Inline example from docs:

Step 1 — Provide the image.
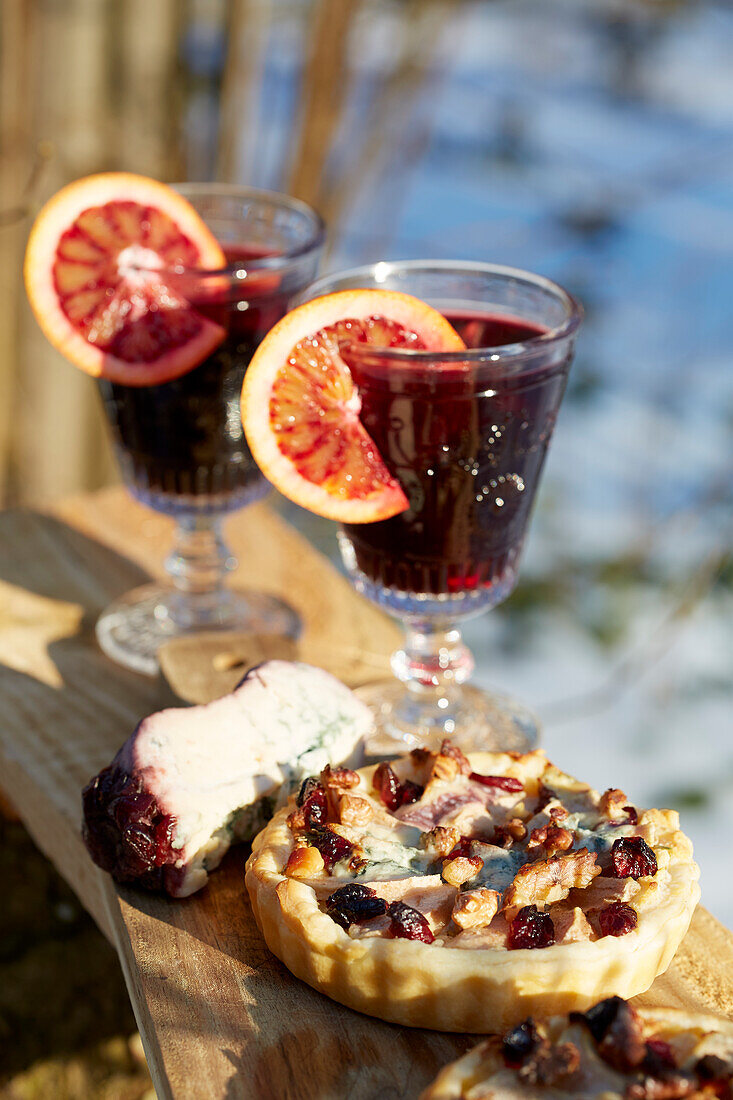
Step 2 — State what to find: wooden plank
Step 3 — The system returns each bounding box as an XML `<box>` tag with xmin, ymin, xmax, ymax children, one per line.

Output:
<box><xmin>113</xmin><ymin>857</ymin><xmax>733</xmax><ymax>1100</ymax></box>
<box><xmin>0</xmin><ymin>490</ymin><xmax>731</xmax><ymax>1100</ymax></box>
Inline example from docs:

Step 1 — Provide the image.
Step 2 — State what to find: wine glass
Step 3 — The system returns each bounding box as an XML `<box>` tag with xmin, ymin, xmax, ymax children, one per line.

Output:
<box><xmin>301</xmin><ymin>261</ymin><xmax>582</xmax><ymax>753</ymax></box>
<box><xmin>95</xmin><ymin>186</ymin><xmax>325</xmax><ymax>675</ymax></box>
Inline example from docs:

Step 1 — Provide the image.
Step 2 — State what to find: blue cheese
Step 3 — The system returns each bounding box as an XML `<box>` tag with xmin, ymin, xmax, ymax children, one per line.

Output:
<box><xmin>471</xmin><ymin>842</ymin><xmax>527</xmax><ymax>892</ymax></box>
<box><xmin>353</xmin><ymin>823</ymin><xmax>432</xmax><ymax>882</ymax></box>
<box><xmin>109</xmin><ymin>661</ymin><xmax>373</xmax><ymax>896</ymax></box>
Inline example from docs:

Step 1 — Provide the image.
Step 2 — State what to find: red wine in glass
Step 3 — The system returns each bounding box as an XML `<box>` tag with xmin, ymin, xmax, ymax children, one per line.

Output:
<box><xmin>94</xmin><ymin>185</ymin><xmax>324</xmax><ymax>676</ymax></box>
<box><xmin>296</xmin><ymin>260</ymin><xmax>581</xmax><ymax>753</ymax></box>
<box><xmin>99</xmin><ymin>246</ymin><xmax>292</xmax><ymax>513</ymax></box>
<box><xmin>342</xmin><ymin>310</ymin><xmax>568</xmax><ymax>611</ymax></box>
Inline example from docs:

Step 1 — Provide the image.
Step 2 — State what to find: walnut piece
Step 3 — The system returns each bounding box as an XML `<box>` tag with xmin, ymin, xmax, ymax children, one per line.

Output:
<box><xmin>338</xmin><ymin>794</ymin><xmax>373</xmax><ymax>827</ymax></box>
<box><xmin>518</xmin><ymin>1040</ymin><xmax>581</xmax><ymax>1087</ymax></box>
<box><xmin>451</xmin><ymin>888</ymin><xmax>500</xmax><ymax>930</ymax></box>
<box><xmin>421</xmin><ymin>825</ymin><xmax>461</xmax><ymax>859</ymax></box>
<box><xmin>320</xmin><ymin>764</ymin><xmax>360</xmax><ymax>790</ymax></box>
<box><xmin>442</xmin><ymin>854</ymin><xmax>483</xmax><ymax>887</ymax></box>
<box><xmin>439</xmin><ymin>739</ymin><xmax>471</xmax><ymax>774</ymax></box>
<box><xmin>286</xmin><ymin>806</ymin><xmax>308</xmax><ymax>833</ymax></box>
<box><xmin>493</xmin><ymin>818</ymin><xmax>528</xmax><ymax>848</ymax></box>
<box><xmin>503</xmin><ymin>848</ymin><xmax>601</xmax><ymax>921</ymax></box>
<box><xmin>527</xmin><ymin>823</ymin><xmax>574</xmax><ymax>856</ymax></box>
<box><xmin>430</xmin><ymin>753</ymin><xmax>461</xmax><ymax>783</ymax></box>
<box><xmin>284</xmin><ymin>843</ymin><xmax>325</xmax><ymax>879</ymax></box>
<box><xmin>599</xmin><ymin>787</ymin><xmax>630</xmax><ymax>819</ymax></box>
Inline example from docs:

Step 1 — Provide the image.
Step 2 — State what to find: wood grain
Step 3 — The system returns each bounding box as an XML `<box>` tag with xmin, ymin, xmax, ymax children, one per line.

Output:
<box><xmin>0</xmin><ymin>488</ymin><xmax>731</xmax><ymax>1100</ymax></box>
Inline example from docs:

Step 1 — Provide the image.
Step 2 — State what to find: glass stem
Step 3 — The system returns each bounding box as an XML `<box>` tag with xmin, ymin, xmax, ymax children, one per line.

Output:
<box><xmin>164</xmin><ymin>516</ymin><xmax>237</xmax><ymax>628</ymax></box>
<box><xmin>391</xmin><ymin>621</ymin><xmax>475</xmax><ymax>703</ymax></box>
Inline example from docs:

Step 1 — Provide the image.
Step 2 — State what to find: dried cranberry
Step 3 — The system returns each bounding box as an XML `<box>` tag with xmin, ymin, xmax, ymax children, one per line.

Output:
<box><xmin>572</xmin><ymin>997</ymin><xmax>626</xmax><ymax>1043</ymax></box>
<box><xmin>502</xmin><ymin>1019</ymin><xmax>541</xmax><ymax>1067</ymax></box>
<box><xmin>507</xmin><ymin>905</ymin><xmax>555</xmax><ymax>950</ymax></box>
<box><xmin>469</xmin><ymin>772</ymin><xmax>524</xmax><ymax>793</ymax></box>
<box><xmin>696</xmin><ymin>1054</ymin><xmax>730</xmax><ymax>1081</ymax></box>
<box><xmin>308</xmin><ymin>826</ymin><xmax>354</xmax><ymax>872</ymax></box>
<box><xmin>573</xmin><ymin>998</ymin><xmax>646</xmax><ymax>1072</ymax></box>
<box><xmin>373</xmin><ymin>762</ymin><xmax>403</xmax><ymax>811</ymax></box>
<box><xmin>644</xmin><ymin>1040</ymin><xmax>677</xmax><ymax>1072</ymax></box>
<box><xmin>599</xmin><ymin>901</ymin><xmax>638</xmax><ymax>937</ymax></box>
<box><xmin>296</xmin><ymin>776</ymin><xmax>322</xmax><ymax>807</ymax></box>
<box><xmin>122</xmin><ymin>822</ymin><xmax>156</xmax><ymax>870</ymax></box>
<box><xmin>82</xmin><ymin>765</ymin><xmax>177</xmax><ymax>890</ymax></box>
<box><xmin>610</xmin><ymin>837</ymin><xmax>658</xmax><ymax>879</ymax></box>
<box><xmin>325</xmin><ymin>884</ymin><xmax>387</xmax><ymax>929</ymax></box>
<box><xmin>399</xmin><ymin>779</ymin><xmax>424</xmax><ymax>806</ymax></box>
<box><xmin>110</xmin><ymin>789</ymin><xmax>155</xmax><ymax>828</ymax></box>
<box><xmin>372</xmin><ymin>763</ymin><xmax>423</xmax><ymax>811</ymax></box>
<box><xmin>387</xmin><ymin>900</ymin><xmax>434</xmax><ymax>943</ymax></box>
<box><xmin>302</xmin><ymin>787</ymin><xmax>328</xmax><ymax>827</ymax></box>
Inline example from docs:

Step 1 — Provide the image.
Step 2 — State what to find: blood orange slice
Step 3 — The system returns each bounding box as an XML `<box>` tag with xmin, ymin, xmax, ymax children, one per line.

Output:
<box><xmin>24</xmin><ymin>173</ymin><xmax>227</xmax><ymax>386</ymax></box>
<box><xmin>241</xmin><ymin>289</ymin><xmax>465</xmax><ymax>522</ymax></box>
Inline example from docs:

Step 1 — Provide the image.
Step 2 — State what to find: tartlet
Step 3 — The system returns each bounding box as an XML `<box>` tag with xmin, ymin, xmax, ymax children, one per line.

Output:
<box><xmin>421</xmin><ymin>997</ymin><xmax>733</xmax><ymax>1098</ymax></box>
<box><xmin>245</xmin><ymin>741</ymin><xmax>699</xmax><ymax>1032</ymax></box>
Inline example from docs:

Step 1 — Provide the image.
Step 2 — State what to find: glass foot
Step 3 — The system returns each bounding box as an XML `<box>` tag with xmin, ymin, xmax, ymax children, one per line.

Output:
<box><xmin>355</xmin><ymin>679</ymin><xmax>540</xmax><ymax>759</ymax></box>
<box><xmin>96</xmin><ymin>583</ymin><xmax>301</xmax><ymax>677</ymax></box>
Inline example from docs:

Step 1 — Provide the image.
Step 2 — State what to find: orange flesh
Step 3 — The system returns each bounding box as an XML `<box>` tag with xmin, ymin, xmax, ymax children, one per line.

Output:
<box><xmin>270</xmin><ymin>316</ymin><xmax>424</xmax><ymax>501</ymax></box>
<box><xmin>52</xmin><ymin>201</ymin><xmax>207</xmax><ymax>363</ymax></box>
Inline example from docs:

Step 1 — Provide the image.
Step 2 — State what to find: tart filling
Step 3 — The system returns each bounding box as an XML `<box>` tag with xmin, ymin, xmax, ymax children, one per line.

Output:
<box><xmin>421</xmin><ymin>997</ymin><xmax>733</xmax><ymax>1099</ymax></box>
<box><xmin>245</xmin><ymin>742</ymin><xmax>700</xmax><ymax>1031</ymax></box>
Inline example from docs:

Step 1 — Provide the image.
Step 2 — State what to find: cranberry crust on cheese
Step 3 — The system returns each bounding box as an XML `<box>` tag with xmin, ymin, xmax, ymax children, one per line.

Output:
<box><xmin>421</xmin><ymin>997</ymin><xmax>733</xmax><ymax>1099</ymax></box>
<box><xmin>245</xmin><ymin>741</ymin><xmax>699</xmax><ymax>1032</ymax></box>
<box><xmin>82</xmin><ymin>661</ymin><xmax>372</xmax><ymax>896</ymax></box>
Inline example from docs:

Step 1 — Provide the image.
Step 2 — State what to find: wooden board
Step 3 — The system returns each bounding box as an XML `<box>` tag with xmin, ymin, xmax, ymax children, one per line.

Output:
<box><xmin>1</xmin><ymin>488</ymin><xmax>732</xmax><ymax>1100</ymax></box>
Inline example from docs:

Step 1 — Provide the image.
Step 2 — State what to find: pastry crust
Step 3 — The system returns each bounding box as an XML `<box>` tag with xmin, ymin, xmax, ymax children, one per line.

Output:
<box><xmin>245</xmin><ymin>751</ymin><xmax>700</xmax><ymax>1033</ymax></box>
<box><xmin>421</xmin><ymin>1004</ymin><xmax>733</xmax><ymax>1098</ymax></box>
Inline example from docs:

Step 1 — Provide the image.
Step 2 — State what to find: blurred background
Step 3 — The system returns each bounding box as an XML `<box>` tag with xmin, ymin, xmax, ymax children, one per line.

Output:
<box><xmin>2</xmin><ymin>0</ymin><xmax>732</xmax><ymax>1096</ymax></box>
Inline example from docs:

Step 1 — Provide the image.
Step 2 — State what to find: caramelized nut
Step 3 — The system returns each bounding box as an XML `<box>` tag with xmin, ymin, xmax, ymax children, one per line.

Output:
<box><xmin>338</xmin><ymin>794</ymin><xmax>373</xmax><ymax>827</ymax></box>
<box><xmin>494</xmin><ymin>818</ymin><xmax>528</xmax><ymax>847</ymax></box>
<box><xmin>527</xmin><ymin>823</ymin><xmax>574</xmax><ymax>856</ymax></box>
<box><xmin>599</xmin><ymin>788</ymin><xmax>629</xmax><ymax>820</ymax></box>
<box><xmin>286</xmin><ymin>806</ymin><xmax>308</xmax><ymax>834</ymax></box>
<box><xmin>451</xmin><ymin>887</ymin><xmax>499</xmax><ymax>930</ymax></box>
<box><xmin>284</xmin><ymin>844</ymin><xmax>325</xmax><ymax>879</ymax></box>
<box><xmin>439</xmin><ymin>739</ymin><xmax>472</xmax><ymax>775</ymax></box>
<box><xmin>430</xmin><ymin>754</ymin><xmax>460</xmax><ymax>783</ymax></box>
<box><xmin>321</xmin><ymin>764</ymin><xmax>360</xmax><ymax>790</ymax></box>
<box><xmin>503</xmin><ymin>848</ymin><xmax>601</xmax><ymax>921</ymax></box>
<box><xmin>420</xmin><ymin>825</ymin><xmax>461</xmax><ymax>858</ymax></box>
<box><xmin>442</xmin><ymin>854</ymin><xmax>483</xmax><ymax>887</ymax></box>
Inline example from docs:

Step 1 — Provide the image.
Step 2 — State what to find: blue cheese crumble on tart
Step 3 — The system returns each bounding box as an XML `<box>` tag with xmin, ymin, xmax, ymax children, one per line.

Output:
<box><xmin>245</xmin><ymin>741</ymin><xmax>700</xmax><ymax>1031</ymax></box>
